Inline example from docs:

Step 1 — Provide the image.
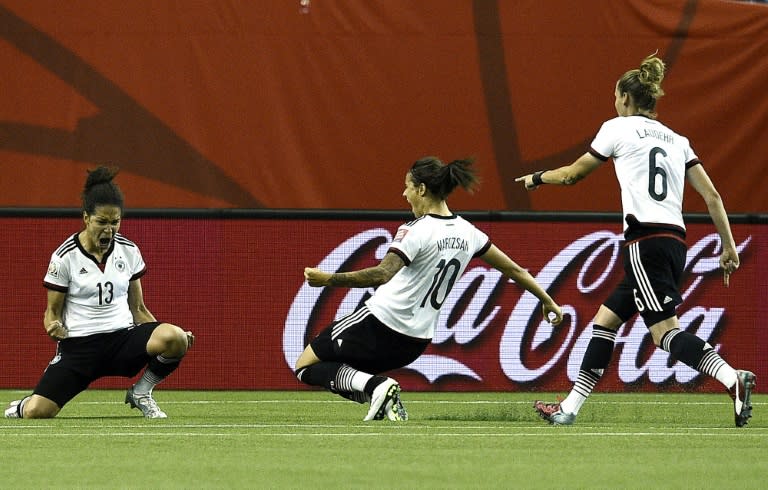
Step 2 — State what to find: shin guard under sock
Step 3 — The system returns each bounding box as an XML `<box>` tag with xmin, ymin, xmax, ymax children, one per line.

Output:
<box><xmin>660</xmin><ymin>328</ymin><xmax>708</xmax><ymax>368</ymax></box>
<box><xmin>295</xmin><ymin>361</ymin><xmax>344</xmax><ymax>391</ymax></box>
<box><xmin>660</xmin><ymin>328</ymin><xmax>733</xmax><ymax>383</ymax></box>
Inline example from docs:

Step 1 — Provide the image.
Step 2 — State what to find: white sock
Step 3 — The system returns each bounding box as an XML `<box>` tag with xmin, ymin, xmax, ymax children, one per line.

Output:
<box><xmin>697</xmin><ymin>347</ymin><xmax>738</xmax><ymax>389</ymax></box>
<box><xmin>559</xmin><ymin>392</ymin><xmax>587</xmax><ymax>415</ymax></box>
<box><xmin>133</xmin><ymin>370</ymin><xmax>163</xmax><ymax>395</ymax></box>
<box><xmin>715</xmin><ymin>364</ymin><xmax>738</xmax><ymax>390</ymax></box>
<box><xmin>350</xmin><ymin>371</ymin><xmax>373</xmax><ymax>392</ymax></box>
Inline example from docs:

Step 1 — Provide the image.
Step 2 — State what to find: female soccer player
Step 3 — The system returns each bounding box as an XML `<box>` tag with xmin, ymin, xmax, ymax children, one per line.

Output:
<box><xmin>296</xmin><ymin>156</ymin><xmax>563</xmax><ymax>421</ymax></box>
<box><xmin>5</xmin><ymin>166</ymin><xmax>194</xmax><ymax>419</ymax></box>
<box><xmin>516</xmin><ymin>53</ymin><xmax>755</xmax><ymax>427</ymax></box>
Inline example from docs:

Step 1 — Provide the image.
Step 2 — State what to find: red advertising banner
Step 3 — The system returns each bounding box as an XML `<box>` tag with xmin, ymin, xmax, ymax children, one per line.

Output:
<box><xmin>0</xmin><ymin>215</ymin><xmax>764</xmax><ymax>393</ymax></box>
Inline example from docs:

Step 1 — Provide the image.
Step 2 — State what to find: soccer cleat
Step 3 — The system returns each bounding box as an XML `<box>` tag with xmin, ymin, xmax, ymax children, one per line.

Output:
<box><xmin>533</xmin><ymin>400</ymin><xmax>560</xmax><ymax>421</ymax></box>
<box><xmin>125</xmin><ymin>386</ymin><xmax>167</xmax><ymax>419</ymax></box>
<box><xmin>728</xmin><ymin>370</ymin><xmax>756</xmax><ymax>427</ymax></box>
<box><xmin>4</xmin><ymin>399</ymin><xmax>23</xmax><ymax>419</ymax></box>
<box><xmin>371</xmin><ymin>385</ymin><xmax>408</xmax><ymax>421</ymax></box>
<box><xmin>384</xmin><ymin>390</ymin><xmax>409</xmax><ymax>421</ymax></box>
<box><xmin>550</xmin><ymin>410</ymin><xmax>576</xmax><ymax>426</ymax></box>
<box><xmin>534</xmin><ymin>400</ymin><xmax>576</xmax><ymax>426</ymax></box>
<box><xmin>363</xmin><ymin>378</ymin><xmax>400</xmax><ymax>421</ymax></box>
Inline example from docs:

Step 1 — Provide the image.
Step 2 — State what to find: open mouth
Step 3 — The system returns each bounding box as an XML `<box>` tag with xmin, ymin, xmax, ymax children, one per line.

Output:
<box><xmin>99</xmin><ymin>237</ymin><xmax>111</xmax><ymax>247</ymax></box>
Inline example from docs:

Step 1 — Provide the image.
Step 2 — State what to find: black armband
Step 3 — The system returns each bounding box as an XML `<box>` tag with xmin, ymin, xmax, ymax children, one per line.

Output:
<box><xmin>532</xmin><ymin>170</ymin><xmax>546</xmax><ymax>186</ymax></box>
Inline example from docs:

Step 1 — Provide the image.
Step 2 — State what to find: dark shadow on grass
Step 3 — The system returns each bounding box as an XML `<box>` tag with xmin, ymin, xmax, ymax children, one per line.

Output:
<box><xmin>55</xmin><ymin>416</ymin><xmax>156</xmax><ymax>420</ymax></box>
<box><xmin>423</xmin><ymin>409</ymin><xmax>534</xmax><ymax>422</ymax></box>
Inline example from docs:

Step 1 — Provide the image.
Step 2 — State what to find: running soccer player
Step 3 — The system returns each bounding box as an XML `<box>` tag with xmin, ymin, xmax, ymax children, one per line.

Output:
<box><xmin>5</xmin><ymin>166</ymin><xmax>194</xmax><ymax>419</ymax></box>
<box><xmin>516</xmin><ymin>53</ymin><xmax>755</xmax><ymax>427</ymax></box>
<box><xmin>296</xmin><ymin>156</ymin><xmax>563</xmax><ymax>421</ymax></box>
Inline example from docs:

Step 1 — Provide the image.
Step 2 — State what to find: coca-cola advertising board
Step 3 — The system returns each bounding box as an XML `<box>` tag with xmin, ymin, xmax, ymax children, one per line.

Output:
<box><xmin>0</xmin><ymin>214</ymin><xmax>764</xmax><ymax>393</ymax></box>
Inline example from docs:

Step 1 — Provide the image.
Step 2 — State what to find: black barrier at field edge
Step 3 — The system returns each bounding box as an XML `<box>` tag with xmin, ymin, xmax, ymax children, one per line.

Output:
<box><xmin>0</xmin><ymin>208</ymin><xmax>766</xmax><ymax>224</ymax></box>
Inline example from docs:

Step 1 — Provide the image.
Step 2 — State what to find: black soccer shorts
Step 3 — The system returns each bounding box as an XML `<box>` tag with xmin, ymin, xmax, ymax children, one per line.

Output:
<box><xmin>310</xmin><ymin>305</ymin><xmax>430</xmax><ymax>374</ymax></box>
<box><xmin>32</xmin><ymin>322</ymin><xmax>160</xmax><ymax>407</ymax></box>
<box><xmin>604</xmin><ymin>235</ymin><xmax>686</xmax><ymax>327</ymax></box>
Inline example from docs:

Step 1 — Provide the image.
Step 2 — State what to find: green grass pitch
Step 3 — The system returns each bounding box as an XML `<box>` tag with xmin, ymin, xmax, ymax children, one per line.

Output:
<box><xmin>1</xmin><ymin>390</ymin><xmax>764</xmax><ymax>488</ymax></box>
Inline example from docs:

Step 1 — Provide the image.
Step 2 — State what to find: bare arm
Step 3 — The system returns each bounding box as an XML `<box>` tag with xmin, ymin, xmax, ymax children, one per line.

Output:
<box><xmin>44</xmin><ymin>289</ymin><xmax>68</xmax><ymax>340</ymax></box>
<box><xmin>304</xmin><ymin>251</ymin><xmax>406</xmax><ymax>288</ymax></box>
<box><xmin>128</xmin><ymin>279</ymin><xmax>157</xmax><ymax>324</ymax></box>
<box><xmin>686</xmin><ymin>164</ymin><xmax>739</xmax><ymax>285</ymax></box>
<box><xmin>479</xmin><ymin>244</ymin><xmax>563</xmax><ymax>325</ymax></box>
<box><xmin>515</xmin><ymin>152</ymin><xmax>604</xmax><ymax>190</ymax></box>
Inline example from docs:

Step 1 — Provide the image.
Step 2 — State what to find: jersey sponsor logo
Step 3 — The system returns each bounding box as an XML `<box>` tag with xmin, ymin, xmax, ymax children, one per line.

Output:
<box><xmin>47</xmin><ymin>261</ymin><xmax>59</xmax><ymax>278</ymax></box>
<box><xmin>79</xmin><ymin>267</ymin><xmax>88</xmax><ymax>275</ymax></box>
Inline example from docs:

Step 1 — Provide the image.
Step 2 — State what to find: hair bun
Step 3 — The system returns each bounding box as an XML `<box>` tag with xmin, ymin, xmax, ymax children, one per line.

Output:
<box><xmin>84</xmin><ymin>166</ymin><xmax>119</xmax><ymax>190</ymax></box>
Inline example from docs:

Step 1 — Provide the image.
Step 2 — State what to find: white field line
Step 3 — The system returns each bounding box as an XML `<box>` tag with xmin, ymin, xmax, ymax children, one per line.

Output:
<box><xmin>2</xmin><ymin>390</ymin><xmax>760</xmax><ymax>407</ymax></box>
<box><xmin>2</xmin><ymin>421</ymin><xmax>766</xmax><ymax>432</ymax></box>
<box><xmin>1</xmin><ymin>430</ymin><xmax>766</xmax><ymax>438</ymax></box>
<box><xmin>3</xmin><ymin>422</ymin><xmax>763</xmax><ymax>430</ymax></box>
<box><xmin>71</xmin><ymin>399</ymin><xmax>758</xmax><ymax>406</ymax></box>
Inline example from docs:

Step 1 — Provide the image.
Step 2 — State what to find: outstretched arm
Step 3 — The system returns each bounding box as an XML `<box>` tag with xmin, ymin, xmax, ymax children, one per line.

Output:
<box><xmin>304</xmin><ymin>251</ymin><xmax>406</xmax><ymax>288</ymax></box>
<box><xmin>686</xmin><ymin>164</ymin><xmax>739</xmax><ymax>286</ymax></box>
<box><xmin>515</xmin><ymin>152</ymin><xmax>603</xmax><ymax>190</ymax></box>
<box><xmin>479</xmin><ymin>244</ymin><xmax>563</xmax><ymax>325</ymax></box>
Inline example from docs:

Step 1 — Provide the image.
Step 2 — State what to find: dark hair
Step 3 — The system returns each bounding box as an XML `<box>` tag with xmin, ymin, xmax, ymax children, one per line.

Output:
<box><xmin>409</xmin><ymin>157</ymin><xmax>479</xmax><ymax>200</ymax></box>
<box><xmin>81</xmin><ymin>166</ymin><xmax>124</xmax><ymax>214</ymax></box>
<box><xmin>617</xmin><ymin>53</ymin><xmax>666</xmax><ymax>114</ymax></box>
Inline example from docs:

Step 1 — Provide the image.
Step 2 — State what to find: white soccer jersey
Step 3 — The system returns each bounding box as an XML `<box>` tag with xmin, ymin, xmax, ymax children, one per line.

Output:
<box><xmin>590</xmin><ymin>115</ymin><xmax>700</xmax><ymax>232</ymax></box>
<box><xmin>43</xmin><ymin>233</ymin><xmax>147</xmax><ymax>337</ymax></box>
<box><xmin>366</xmin><ymin>214</ymin><xmax>491</xmax><ymax>339</ymax></box>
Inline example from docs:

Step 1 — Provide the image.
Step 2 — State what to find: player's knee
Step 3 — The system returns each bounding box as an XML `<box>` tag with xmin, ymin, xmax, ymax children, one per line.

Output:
<box><xmin>646</xmin><ymin>312</ymin><xmax>678</xmax><ymax>347</ymax></box>
<box><xmin>168</xmin><ymin>325</ymin><xmax>191</xmax><ymax>356</ymax></box>
<box><xmin>151</xmin><ymin>323</ymin><xmax>190</xmax><ymax>357</ymax></box>
<box><xmin>22</xmin><ymin>400</ymin><xmax>59</xmax><ymax>419</ymax></box>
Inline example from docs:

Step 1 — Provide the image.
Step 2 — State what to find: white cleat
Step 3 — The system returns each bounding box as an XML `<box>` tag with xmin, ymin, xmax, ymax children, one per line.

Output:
<box><xmin>364</xmin><ymin>378</ymin><xmax>400</xmax><ymax>422</ymax></box>
<box><xmin>729</xmin><ymin>370</ymin><xmax>756</xmax><ymax>427</ymax></box>
<box><xmin>4</xmin><ymin>399</ymin><xmax>23</xmax><ymax>419</ymax></box>
<box><xmin>125</xmin><ymin>386</ymin><xmax>167</xmax><ymax>419</ymax></box>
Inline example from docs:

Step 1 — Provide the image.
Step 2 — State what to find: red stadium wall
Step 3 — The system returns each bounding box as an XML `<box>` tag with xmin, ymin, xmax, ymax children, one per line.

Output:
<box><xmin>1</xmin><ymin>214</ymin><xmax>764</xmax><ymax>393</ymax></box>
<box><xmin>1</xmin><ymin>0</ymin><xmax>767</xmax><ymax>212</ymax></box>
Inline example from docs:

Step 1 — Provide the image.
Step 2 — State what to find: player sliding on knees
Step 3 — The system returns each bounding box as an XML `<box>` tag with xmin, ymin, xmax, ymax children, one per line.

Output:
<box><xmin>295</xmin><ymin>156</ymin><xmax>562</xmax><ymax>421</ymax></box>
<box><xmin>516</xmin><ymin>53</ymin><xmax>754</xmax><ymax>427</ymax></box>
<box><xmin>5</xmin><ymin>166</ymin><xmax>194</xmax><ymax>419</ymax></box>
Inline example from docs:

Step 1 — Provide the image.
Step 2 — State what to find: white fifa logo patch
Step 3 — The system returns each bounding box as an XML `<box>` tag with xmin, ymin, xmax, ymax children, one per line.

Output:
<box><xmin>47</xmin><ymin>261</ymin><xmax>59</xmax><ymax>278</ymax></box>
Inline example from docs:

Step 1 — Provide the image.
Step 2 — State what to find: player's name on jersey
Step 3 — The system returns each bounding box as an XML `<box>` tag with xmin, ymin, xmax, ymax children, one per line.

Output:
<box><xmin>636</xmin><ymin>128</ymin><xmax>674</xmax><ymax>143</ymax></box>
<box><xmin>436</xmin><ymin>236</ymin><xmax>469</xmax><ymax>252</ymax></box>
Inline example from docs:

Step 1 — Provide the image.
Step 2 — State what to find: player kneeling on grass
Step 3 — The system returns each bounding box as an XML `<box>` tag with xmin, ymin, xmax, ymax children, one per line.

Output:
<box><xmin>517</xmin><ymin>53</ymin><xmax>755</xmax><ymax>427</ymax></box>
<box><xmin>295</xmin><ymin>157</ymin><xmax>563</xmax><ymax>421</ymax></box>
<box><xmin>4</xmin><ymin>166</ymin><xmax>194</xmax><ymax>420</ymax></box>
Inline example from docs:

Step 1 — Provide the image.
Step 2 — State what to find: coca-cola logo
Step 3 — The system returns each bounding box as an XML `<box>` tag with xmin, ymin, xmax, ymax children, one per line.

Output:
<box><xmin>284</xmin><ymin>227</ymin><xmax>751</xmax><ymax>386</ymax></box>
